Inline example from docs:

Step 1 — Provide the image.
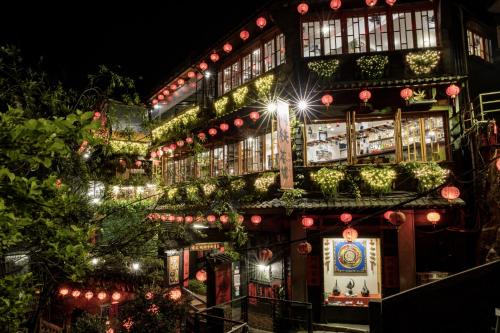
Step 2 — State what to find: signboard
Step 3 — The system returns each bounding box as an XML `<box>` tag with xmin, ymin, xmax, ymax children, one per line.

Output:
<box><xmin>276</xmin><ymin>100</ymin><xmax>294</xmax><ymax>189</ymax></box>
<box><xmin>167</xmin><ymin>255</ymin><xmax>180</xmax><ymax>285</ymax></box>
<box><xmin>215</xmin><ymin>263</ymin><xmax>232</xmax><ymax>304</ymax></box>
<box><xmin>183</xmin><ymin>249</ymin><xmax>190</xmax><ymax>287</ymax></box>
<box><xmin>232</xmin><ymin>262</ymin><xmax>241</xmax><ymax>298</ymax></box>
<box><xmin>190</xmin><ymin>243</ymin><xmax>221</xmax><ymax>251</ymax></box>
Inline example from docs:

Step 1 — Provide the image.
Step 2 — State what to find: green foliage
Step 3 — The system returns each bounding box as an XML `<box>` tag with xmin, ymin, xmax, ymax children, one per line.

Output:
<box><xmin>280</xmin><ymin>188</ymin><xmax>305</xmax><ymax>215</ymax></box>
<box><xmin>73</xmin><ymin>313</ymin><xmax>107</xmax><ymax>333</ymax></box>
<box><xmin>406</xmin><ymin>50</ymin><xmax>441</xmax><ymax>76</ymax></box>
<box><xmin>226</xmin><ymin>212</ymin><xmax>248</xmax><ymax>249</ymax></box>
<box><xmin>356</xmin><ymin>55</ymin><xmax>389</xmax><ymax>79</ymax></box>
<box><xmin>214</xmin><ymin>96</ymin><xmax>229</xmax><ymax>116</ymax></box>
<box><xmin>400</xmin><ymin>162</ymin><xmax>449</xmax><ymax>193</ymax></box>
<box><xmin>185</xmin><ymin>184</ymin><xmax>200</xmax><ymax>203</ymax></box>
<box><xmin>307</xmin><ymin>59</ymin><xmax>340</xmax><ymax>78</ymax></box>
<box><xmin>311</xmin><ymin>168</ymin><xmax>345</xmax><ymax>199</ymax></box>
<box><xmin>254</xmin><ymin>74</ymin><xmax>274</xmax><ymax>101</ymax></box>
<box><xmin>232</xmin><ymin>86</ymin><xmax>249</xmax><ymax>108</ymax></box>
<box><xmin>360</xmin><ymin>166</ymin><xmax>397</xmax><ymax>194</ymax></box>
<box><xmin>187</xmin><ymin>279</ymin><xmax>207</xmax><ymax>296</ymax></box>
<box><xmin>254</xmin><ymin>172</ymin><xmax>278</xmax><ymax>195</ymax></box>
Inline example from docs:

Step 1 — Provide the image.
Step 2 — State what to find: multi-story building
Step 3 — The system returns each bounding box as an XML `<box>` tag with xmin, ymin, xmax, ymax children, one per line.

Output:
<box><xmin>147</xmin><ymin>0</ymin><xmax>499</xmax><ymax>326</ymax></box>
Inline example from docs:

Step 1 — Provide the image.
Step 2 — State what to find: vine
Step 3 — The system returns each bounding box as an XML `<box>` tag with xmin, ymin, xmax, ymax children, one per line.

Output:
<box><xmin>357</xmin><ymin>55</ymin><xmax>389</xmax><ymax>79</ymax></box>
<box><xmin>307</xmin><ymin>59</ymin><xmax>340</xmax><ymax>78</ymax></box>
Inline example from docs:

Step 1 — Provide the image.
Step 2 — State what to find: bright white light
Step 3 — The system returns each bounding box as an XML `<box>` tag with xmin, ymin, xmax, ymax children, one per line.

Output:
<box><xmin>112</xmin><ymin>186</ymin><xmax>120</xmax><ymax>194</ymax></box>
<box><xmin>297</xmin><ymin>100</ymin><xmax>308</xmax><ymax>111</ymax></box>
<box><xmin>137</xmin><ymin>186</ymin><xmax>144</xmax><ymax>194</ymax></box>
<box><xmin>322</xmin><ymin>25</ymin><xmax>329</xmax><ymax>35</ymax></box>
<box><xmin>146</xmin><ymin>183</ymin><xmax>156</xmax><ymax>188</ymax></box>
<box><xmin>91</xmin><ymin>198</ymin><xmax>101</xmax><ymax>205</ymax></box>
<box><xmin>257</xmin><ymin>264</ymin><xmax>268</xmax><ymax>271</ymax></box>
<box><xmin>91</xmin><ymin>258</ymin><xmax>99</xmax><ymax>265</ymax></box>
<box><xmin>267</xmin><ymin>102</ymin><xmax>277</xmax><ymax>113</ymax></box>
<box><xmin>131</xmin><ymin>262</ymin><xmax>140</xmax><ymax>271</ymax></box>
<box><xmin>205</xmin><ymin>71</ymin><xmax>211</xmax><ymax>78</ymax></box>
<box><xmin>153</xmin><ymin>104</ymin><xmax>160</xmax><ymax>110</ymax></box>
<box><xmin>83</xmin><ymin>152</ymin><xmax>91</xmax><ymax>160</ymax></box>
<box><xmin>192</xmin><ymin>224</ymin><xmax>209</xmax><ymax>229</ymax></box>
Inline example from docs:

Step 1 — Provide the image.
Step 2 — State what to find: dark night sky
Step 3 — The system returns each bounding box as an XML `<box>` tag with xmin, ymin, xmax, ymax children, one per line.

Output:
<box><xmin>0</xmin><ymin>1</ymin><xmax>270</xmax><ymax>97</ymax></box>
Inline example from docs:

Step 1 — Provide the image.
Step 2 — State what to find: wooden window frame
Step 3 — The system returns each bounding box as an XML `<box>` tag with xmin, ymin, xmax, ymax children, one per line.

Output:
<box><xmin>467</xmin><ymin>28</ymin><xmax>493</xmax><ymax>63</ymax></box>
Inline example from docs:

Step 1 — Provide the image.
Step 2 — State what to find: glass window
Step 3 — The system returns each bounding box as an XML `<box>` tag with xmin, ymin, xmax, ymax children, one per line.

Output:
<box><xmin>355</xmin><ymin>118</ymin><xmax>396</xmax><ymax>164</ymax></box>
<box><xmin>306</xmin><ymin>122</ymin><xmax>348</xmax><ymax>164</ymax></box>
<box><xmin>277</xmin><ymin>33</ymin><xmax>286</xmax><ymax>65</ymax></box>
<box><xmin>197</xmin><ymin>151</ymin><xmax>211</xmax><ymax>178</ymax></box>
<box><xmin>242</xmin><ymin>53</ymin><xmax>252</xmax><ymax>83</ymax></box>
<box><xmin>302</xmin><ymin>21</ymin><xmax>322</xmax><ymax>57</ymax></box>
<box><xmin>347</xmin><ymin>16</ymin><xmax>367</xmax><ymax>53</ymax></box>
<box><xmin>467</xmin><ymin>29</ymin><xmax>493</xmax><ymax>62</ymax></box>
<box><xmin>213</xmin><ymin>147</ymin><xmax>225</xmax><ymax>176</ymax></box>
<box><xmin>218</xmin><ymin>71</ymin><xmax>224</xmax><ymax>96</ymax></box>
<box><xmin>265</xmin><ymin>131</ymin><xmax>278</xmax><ymax>170</ymax></box>
<box><xmin>393</xmin><ymin>12</ymin><xmax>414</xmax><ymax>50</ymax></box>
<box><xmin>415</xmin><ymin>10</ymin><xmax>436</xmax><ymax>48</ymax></box>
<box><xmin>264</xmin><ymin>39</ymin><xmax>276</xmax><ymax>72</ymax></box>
<box><xmin>368</xmin><ymin>14</ymin><xmax>389</xmax><ymax>52</ymax></box>
<box><xmin>243</xmin><ymin>136</ymin><xmax>263</xmax><ymax>173</ymax></box>
<box><xmin>323</xmin><ymin>19</ymin><xmax>343</xmax><ymax>55</ymax></box>
<box><xmin>401</xmin><ymin>115</ymin><xmax>446</xmax><ymax>162</ymax></box>
<box><xmin>165</xmin><ymin>159</ymin><xmax>174</xmax><ymax>185</ymax></box>
<box><xmin>231</xmin><ymin>61</ymin><xmax>241</xmax><ymax>90</ymax></box>
<box><xmin>185</xmin><ymin>156</ymin><xmax>195</xmax><ymax>180</ymax></box>
<box><xmin>252</xmin><ymin>47</ymin><xmax>262</xmax><ymax>78</ymax></box>
<box><xmin>223</xmin><ymin>66</ymin><xmax>231</xmax><ymax>94</ymax></box>
<box><xmin>225</xmin><ymin>143</ymin><xmax>239</xmax><ymax>175</ymax></box>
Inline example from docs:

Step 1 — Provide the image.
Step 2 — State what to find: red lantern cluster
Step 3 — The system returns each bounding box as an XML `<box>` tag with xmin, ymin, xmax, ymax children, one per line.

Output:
<box><xmin>59</xmin><ymin>287</ymin><xmax>124</xmax><ymax>302</ymax></box>
<box><xmin>297</xmin><ymin>2</ymin><xmax>309</xmax><ymax>15</ymax></box>
<box><xmin>297</xmin><ymin>242</ymin><xmax>312</xmax><ymax>255</ymax></box>
<box><xmin>301</xmin><ymin>216</ymin><xmax>314</xmax><ymax>228</ymax></box>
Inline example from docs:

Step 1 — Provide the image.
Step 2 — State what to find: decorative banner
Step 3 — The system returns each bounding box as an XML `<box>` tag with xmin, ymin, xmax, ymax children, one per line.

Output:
<box><xmin>232</xmin><ymin>262</ymin><xmax>241</xmax><ymax>298</ymax></box>
<box><xmin>215</xmin><ymin>263</ymin><xmax>232</xmax><ymax>305</ymax></box>
<box><xmin>167</xmin><ymin>255</ymin><xmax>180</xmax><ymax>285</ymax></box>
<box><xmin>190</xmin><ymin>242</ymin><xmax>221</xmax><ymax>251</ymax></box>
<box><xmin>183</xmin><ymin>249</ymin><xmax>190</xmax><ymax>287</ymax></box>
<box><xmin>333</xmin><ymin>240</ymin><xmax>367</xmax><ymax>273</ymax></box>
<box><xmin>276</xmin><ymin>100</ymin><xmax>294</xmax><ymax>189</ymax></box>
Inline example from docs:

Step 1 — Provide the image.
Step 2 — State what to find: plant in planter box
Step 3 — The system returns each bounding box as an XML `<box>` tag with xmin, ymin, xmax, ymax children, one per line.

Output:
<box><xmin>307</xmin><ymin>59</ymin><xmax>340</xmax><ymax>78</ymax></box>
<box><xmin>356</xmin><ymin>55</ymin><xmax>389</xmax><ymax>79</ymax></box>
<box><xmin>311</xmin><ymin>168</ymin><xmax>345</xmax><ymax>199</ymax></box>
<box><xmin>254</xmin><ymin>172</ymin><xmax>278</xmax><ymax>195</ymax></box>
<box><xmin>406</xmin><ymin>50</ymin><xmax>441</xmax><ymax>76</ymax></box>
<box><xmin>360</xmin><ymin>166</ymin><xmax>397</xmax><ymax>194</ymax></box>
<box><xmin>399</xmin><ymin>162</ymin><xmax>449</xmax><ymax>193</ymax></box>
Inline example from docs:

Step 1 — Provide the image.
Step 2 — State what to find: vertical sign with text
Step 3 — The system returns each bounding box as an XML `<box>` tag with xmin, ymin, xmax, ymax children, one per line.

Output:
<box><xmin>276</xmin><ymin>100</ymin><xmax>294</xmax><ymax>189</ymax></box>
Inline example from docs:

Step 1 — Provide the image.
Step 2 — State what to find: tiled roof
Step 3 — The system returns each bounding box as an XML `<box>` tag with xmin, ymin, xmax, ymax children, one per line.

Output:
<box><xmin>329</xmin><ymin>75</ymin><xmax>467</xmax><ymax>90</ymax></box>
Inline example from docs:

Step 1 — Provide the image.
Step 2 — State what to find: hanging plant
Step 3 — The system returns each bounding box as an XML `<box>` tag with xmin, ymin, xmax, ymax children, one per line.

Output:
<box><xmin>311</xmin><ymin>168</ymin><xmax>345</xmax><ymax>199</ymax></box>
<box><xmin>406</xmin><ymin>50</ymin><xmax>441</xmax><ymax>75</ymax></box>
<box><xmin>307</xmin><ymin>59</ymin><xmax>340</xmax><ymax>78</ymax></box>
<box><xmin>152</xmin><ymin>106</ymin><xmax>200</xmax><ymax>141</ymax></box>
<box><xmin>109</xmin><ymin>140</ymin><xmax>150</xmax><ymax>156</ymax></box>
<box><xmin>356</xmin><ymin>55</ymin><xmax>389</xmax><ymax>79</ymax></box>
<box><xmin>202</xmin><ymin>181</ymin><xmax>217</xmax><ymax>198</ymax></box>
<box><xmin>185</xmin><ymin>185</ymin><xmax>200</xmax><ymax>202</ymax></box>
<box><xmin>166</xmin><ymin>187</ymin><xmax>179</xmax><ymax>202</ymax></box>
<box><xmin>232</xmin><ymin>86</ymin><xmax>249</xmax><ymax>108</ymax></box>
<box><xmin>254</xmin><ymin>172</ymin><xmax>278</xmax><ymax>194</ymax></box>
<box><xmin>214</xmin><ymin>96</ymin><xmax>229</xmax><ymax>116</ymax></box>
<box><xmin>400</xmin><ymin>162</ymin><xmax>449</xmax><ymax>193</ymax></box>
<box><xmin>360</xmin><ymin>166</ymin><xmax>397</xmax><ymax>194</ymax></box>
<box><xmin>280</xmin><ymin>188</ymin><xmax>305</xmax><ymax>215</ymax></box>
<box><xmin>254</xmin><ymin>74</ymin><xmax>275</xmax><ymax>101</ymax></box>
<box><xmin>230</xmin><ymin>178</ymin><xmax>246</xmax><ymax>193</ymax></box>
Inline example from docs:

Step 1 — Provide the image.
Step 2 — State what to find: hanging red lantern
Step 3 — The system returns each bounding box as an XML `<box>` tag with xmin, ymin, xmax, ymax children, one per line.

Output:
<box><xmin>169</xmin><ymin>143</ymin><xmax>177</xmax><ymax>151</ymax></box>
<box><xmin>210</xmin><ymin>52</ymin><xmax>220</xmax><ymax>62</ymax></box>
<box><xmin>359</xmin><ymin>90</ymin><xmax>372</xmax><ymax>103</ymax></box>
<box><xmin>170</xmin><ymin>84</ymin><xmax>177</xmax><ymax>91</ymax></box>
<box><xmin>168</xmin><ymin>214</ymin><xmax>176</xmax><ymax>222</ymax></box>
<box><xmin>97</xmin><ymin>292</ymin><xmax>107</xmax><ymax>301</ymax></box>
<box><xmin>85</xmin><ymin>291</ymin><xmax>94</xmax><ymax>300</ymax></box>
<box><xmin>389</xmin><ymin>211</ymin><xmax>406</xmax><ymax>226</ymax></box>
<box><xmin>259</xmin><ymin>248</ymin><xmax>273</xmax><ymax>261</ymax></box>
<box><xmin>238</xmin><ymin>215</ymin><xmax>245</xmax><ymax>223</ymax></box>
<box><xmin>55</xmin><ymin>179</ymin><xmax>62</xmax><ymax>188</ymax></box>
<box><xmin>168</xmin><ymin>288</ymin><xmax>182</xmax><ymax>301</ymax></box>
<box><xmin>135</xmin><ymin>160</ymin><xmax>142</xmax><ymax>168</ymax></box>
<box><xmin>150</xmin><ymin>151</ymin><xmax>157</xmax><ymax>159</ymax></box>
<box><xmin>162</xmin><ymin>146</ymin><xmax>169</xmax><ymax>152</ymax></box>
<box><xmin>446</xmin><ymin>84</ymin><xmax>461</xmax><ymax>99</ymax></box>
<box><xmin>178</xmin><ymin>79</ymin><xmax>185</xmax><ymax>86</ymax></box>
<box><xmin>400</xmin><ymin>88</ymin><xmax>413</xmax><ymax>101</ymax></box>
<box><xmin>208</xmin><ymin>128</ymin><xmax>218</xmax><ymax>136</ymax></box>
<box><xmin>186</xmin><ymin>137</ymin><xmax>194</xmax><ymax>144</ymax></box>
<box><xmin>220</xmin><ymin>215</ymin><xmax>229</xmax><ymax>224</ymax></box>
<box><xmin>250</xmin><ymin>215</ymin><xmax>262</xmax><ymax>225</ymax></box>
<box><xmin>297</xmin><ymin>242</ymin><xmax>312</xmax><ymax>255</ymax></box>
<box><xmin>152</xmin><ymin>99</ymin><xmax>158</xmax><ymax>105</ymax></box>
<box><xmin>160</xmin><ymin>214</ymin><xmax>167</xmax><ymax>222</ymax></box>
<box><xmin>185</xmin><ymin>216</ymin><xmax>194</xmax><ymax>223</ymax></box>
<box><xmin>330</xmin><ymin>0</ymin><xmax>342</xmax><ymax>10</ymax></box>
<box><xmin>223</xmin><ymin>43</ymin><xmax>233</xmax><ymax>53</ymax></box>
<box><xmin>240</xmin><ymin>30</ymin><xmax>250</xmax><ymax>41</ymax></box>
<box><xmin>198</xmin><ymin>132</ymin><xmax>207</xmax><ymax>141</ymax></box>
<box><xmin>59</xmin><ymin>288</ymin><xmax>69</xmax><ymax>296</ymax></box>
<box><xmin>206</xmin><ymin>215</ymin><xmax>216</xmax><ymax>224</ymax></box>
<box><xmin>297</xmin><ymin>3</ymin><xmax>309</xmax><ymax>15</ymax></box>
<box><xmin>93</xmin><ymin>111</ymin><xmax>101</xmax><ymax>120</ymax></box>
<box><xmin>365</xmin><ymin>0</ymin><xmax>378</xmax><ymax>6</ymax></box>
<box><xmin>301</xmin><ymin>216</ymin><xmax>314</xmax><ymax>228</ymax></box>
<box><xmin>145</xmin><ymin>291</ymin><xmax>154</xmax><ymax>300</ymax></box>
<box><xmin>220</xmin><ymin>123</ymin><xmax>229</xmax><ymax>132</ymax></box>
<box><xmin>234</xmin><ymin>118</ymin><xmax>244</xmax><ymax>128</ymax></box>
<box><xmin>199</xmin><ymin>61</ymin><xmax>208</xmax><ymax>71</ymax></box>
<box><xmin>176</xmin><ymin>140</ymin><xmax>185</xmax><ymax>147</ymax></box>
<box><xmin>157</xmin><ymin>94</ymin><xmax>164</xmax><ymax>101</ymax></box>
<box><xmin>163</xmin><ymin>89</ymin><xmax>170</xmax><ymax>96</ymax></box>
<box><xmin>385</xmin><ymin>0</ymin><xmax>396</xmax><ymax>5</ymax></box>
<box><xmin>176</xmin><ymin>216</ymin><xmax>184</xmax><ymax>223</ymax></box>
<box><xmin>72</xmin><ymin>290</ymin><xmax>81</xmax><ymax>298</ymax></box>
<box><xmin>441</xmin><ymin>186</ymin><xmax>460</xmax><ymax>200</ymax></box>
<box><xmin>321</xmin><ymin>94</ymin><xmax>334</xmax><ymax>107</ymax></box>
<box><xmin>340</xmin><ymin>212</ymin><xmax>353</xmax><ymax>224</ymax></box>
<box><xmin>496</xmin><ymin>158</ymin><xmax>500</xmax><ymax>171</ymax></box>
<box><xmin>187</xmin><ymin>71</ymin><xmax>196</xmax><ymax>79</ymax></box>
<box><xmin>196</xmin><ymin>269</ymin><xmax>207</xmax><ymax>282</ymax></box>
<box><xmin>249</xmin><ymin>111</ymin><xmax>260</xmax><ymax>122</ymax></box>
<box><xmin>112</xmin><ymin>292</ymin><xmax>122</xmax><ymax>301</ymax></box>
<box><xmin>427</xmin><ymin>211</ymin><xmax>441</xmax><ymax>225</ymax></box>
<box><xmin>256</xmin><ymin>17</ymin><xmax>267</xmax><ymax>29</ymax></box>
<box><xmin>383</xmin><ymin>210</ymin><xmax>394</xmax><ymax>221</ymax></box>
<box><xmin>343</xmin><ymin>227</ymin><xmax>358</xmax><ymax>242</ymax></box>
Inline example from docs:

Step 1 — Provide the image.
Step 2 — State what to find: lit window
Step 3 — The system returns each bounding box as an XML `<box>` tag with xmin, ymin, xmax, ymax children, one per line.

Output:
<box><xmin>264</xmin><ymin>39</ymin><xmax>276</xmax><ymax>72</ymax></box>
<box><xmin>302</xmin><ymin>21</ymin><xmax>322</xmax><ymax>57</ymax></box>
<box><xmin>368</xmin><ymin>14</ymin><xmax>389</xmax><ymax>52</ymax></box>
<box><xmin>276</xmin><ymin>34</ymin><xmax>286</xmax><ymax>65</ymax></box>
<box><xmin>392</xmin><ymin>12</ymin><xmax>414</xmax><ymax>50</ymax></box>
<box><xmin>402</xmin><ymin>115</ymin><xmax>446</xmax><ymax>162</ymax></box>
<box><xmin>354</xmin><ymin>118</ymin><xmax>396</xmax><ymax>164</ymax></box>
<box><xmin>347</xmin><ymin>16</ymin><xmax>367</xmax><ymax>53</ymax></box>
<box><xmin>467</xmin><ymin>29</ymin><xmax>493</xmax><ymax>62</ymax></box>
<box><xmin>242</xmin><ymin>136</ymin><xmax>263</xmax><ymax>173</ymax></box>
<box><xmin>252</xmin><ymin>47</ymin><xmax>262</xmax><ymax>78</ymax></box>
<box><xmin>306</xmin><ymin>122</ymin><xmax>348</xmax><ymax>164</ymax></box>
<box><xmin>265</xmin><ymin>131</ymin><xmax>278</xmax><ymax>170</ymax></box>
<box><xmin>323</xmin><ymin>19</ymin><xmax>343</xmax><ymax>55</ymax></box>
<box><xmin>415</xmin><ymin>10</ymin><xmax>436</xmax><ymax>48</ymax></box>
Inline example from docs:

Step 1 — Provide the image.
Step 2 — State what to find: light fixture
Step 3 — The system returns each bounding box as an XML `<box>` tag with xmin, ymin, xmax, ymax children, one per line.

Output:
<box><xmin>91</xmin><ymin>258</ymin><xmax>99</xmax><ymax>265</ymax></box>
<box><xmin>205</xmin><ymin>71</ymin><xmax>211</xmax><ymax>78</ymax></box>
<box><xmin>257</xmin><ymin>264</ymin><xmax>268</xmax><ymax>271</ymax></box>
<box><xmin>131</xmin><ymin>262</ymin><xmax>140</xmax><ymax>271</ymax></box>
<box><xmin>267</xmin><ymin>102</ymin><xmax>277</xmax><ymax>113</ymax></box>
<box><xmin>297</xmin><ymin>100</ymin><xmax>308</xmax><ymax>111</ymax></box>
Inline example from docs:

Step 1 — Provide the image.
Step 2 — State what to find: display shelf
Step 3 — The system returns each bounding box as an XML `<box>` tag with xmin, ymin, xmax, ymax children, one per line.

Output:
<box><xmin>326</xmin><ymin>294</ymin><xmax>382</xmax><ymax>307</ymax></box>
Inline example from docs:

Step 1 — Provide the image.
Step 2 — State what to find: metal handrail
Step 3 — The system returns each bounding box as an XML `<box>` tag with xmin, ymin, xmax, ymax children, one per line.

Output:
<box><xmin>181</xmin><ymin>286</ymin><xmax>207</xmax><ymax>305</ymax></box>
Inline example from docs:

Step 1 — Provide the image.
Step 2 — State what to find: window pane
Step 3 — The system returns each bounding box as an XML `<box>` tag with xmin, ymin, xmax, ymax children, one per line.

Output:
<box><xmin>197</xmin><ymin>151</ymin><xmax>211</xmax><ymax>178</ymax></box>
<box><xmin>185</xmin><ymin>156</ymin><xmax>195</xmax><ymax>180</ymax></box>
<box><xmin>393</xmin><ymin>12</ymin><xmax>414</xmax><ymax>50</ymax></box>
<box><xmin>225</xmin><ymin>143</ymin><xmax>239</xmax><ymax>175</ymax></box>
<box><xmin>306</xmin><ymin>122</ymin><xmax>348</xmax><ymax>164</ymax></box>
<box><xmin>368</xmin><ymin>14</ymin><xmax>388</xmax><ymax>51</ymax></box>
<box><xmin>467</xmin><ymin>30</ymin><xmax>474</xmax><ymax>55</ymax></box>
<box><xmin>347</xmin><ymin>16</ymin><xmax>367</xmax><ymax>53</ymax></box>
<box><xmin>242</xmin><ymin>54</ymin><xmax>252</xmax><ymax>83</ymax></box>
<box><xmin>355</xmin><ymin>119</ymin><xmax>396</xmax><ymax>164</ymax></box>
<box><xmin>218</xmin><ymin>71</ymin><xmax>223</xmax><ymax>96</ymax></box>
<box><xmin>302</xmin><ymin>21</ymin><xmax>322</xmax><ymax>57</ymax></box>
<box><xmin>231</xmin><ymin>61</ymin><xmax>241</xmax><ymax>89</ymax></box>
<box><xmin>264</xmin><ymin>39</ymin><xmax>276</xmax><ymax>72</ymax></box>
<box><xmin>252</xmin><ymin>47</ymin><xmax>262</xmax><ymax>77</ymax></box>
<box><xmin>243</xmin><ymin>136</ymin><xmax>263</xmax><ymax>173</ymax></box>
<box><xmin>423</xmin><ymin>116</ymin><xmax>446</xmax><ymax>162</ymax></box>
<box><xmin>213</xmin><ymin>147</ymin><xmax>225</xmax><ymax>176</ymax></box>
<box><xmin>323</xmin><ymin>19</ymin><xmax>343</xmax><ymax>55</ymax></box>
<box><xmin>165</xmin><ymin>159</ymin><xmax>174</xmax><ymax>185</ymax></box>
<box><xmin>265</xmin><ymin>131</ymin><xmax>278</xmax><ymax>170</ymax></box>
<box><xmin>415</xmin><ymin>10</ymin><xmax>437</xmax><ymax>48</ymax></box>
<box><xmin>223</xmin><ymin>67</ymin><xmax>231</xmax><ymax>93</ymax></box>
<box><xmin>402</xmin><ymin>116</ymin><xmax>445</xmax><ymax>162</ymax></box>
<box><xmin>277</xmin><ymin>33</ymin><xmax>286</xmax><ymax>65</ymax></box>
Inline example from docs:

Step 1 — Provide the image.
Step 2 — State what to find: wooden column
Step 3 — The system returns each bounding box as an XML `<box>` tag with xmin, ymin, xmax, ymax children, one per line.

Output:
<box><xmin>398</xmin><ymin>210</ymin><xmax>417</xmax><ymax>290</ymax></box>
<box><xmin>291</xmin><ymin>217</ymin><xmax>307</xmax><ymax>301</ymax></box>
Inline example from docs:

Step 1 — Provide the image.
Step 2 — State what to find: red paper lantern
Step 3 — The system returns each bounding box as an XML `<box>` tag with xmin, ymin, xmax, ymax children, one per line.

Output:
<box><xmin>177</xmin><ymin>79</ymin><xmax>184</xmax><ymax>86</ymax></box>
<box><xmin>168</xmin><ymin>214</ymin><xmax>176</xmax><ymax>222</ymax></box>
<box><xmin>163</xmin><ymin>89</ymin><xmax>170</xmax><ymax>96</ymax></box>
<box><xmin>185</xmin><ymin>216</ymin><xmax>194</xmax><ymax>223</ymax></box>
<box><xmin>55</xmin><ymin>179</ymin><xmax>62</xmax><ymax>188</ymax></box>
<box><xmin>250</xmin><ymin>215</ymin><xmax>262</xmax><ymax>225</ymax></box>
<box><xmin>389</xmin><ymin>211</ymin><xmax>406</xmax><ymax>226</ymax></box>
<box><xmin>162</xmin><ymin>146</ymin><xmax>169</xmax><ymax>152</ymax></box>
<box><xmin>343</xmin><ymin>227</ymin><xmax>358</xmax><ymax>242</ymax></box>
<box><xmin>359</xmin><ymin>90</ymin><xmax>372</xmax><ymax>103</ymax></box>
<box><xmin>168</xmin><ymin>288</ymin><xmax>182</xmax><ymax>301</ymax></box>
<box><xmin>234</xmin><ymin>118</ymin><xmax>244</xmax><ymax>128</ymax></box>
<box><xmin>240</xmin><ymin>30</ymin><xmax>250</xmax><ymax>41</ymax></box>
<box><xmin>85</xmin><ymin>291</ymin><xmax>94</xmax><ymax>300</ymax></box>
<box><xmin>321</xmin><ymin>94</ymin><xmax>334</xmax><ymax>107</ymax></box>
<box><xmin>496</xmin><ymin>158</ymin><xmax>500</xmax><ymax>171</ymax></box>
<box><xmin>256</xmin><ymin>17</ymin><xmax>267</xmax><ymax>29</ymax></box>
<box><xmin>93</xmin><ymin>111</ymin><xmax>101</xmax><ymax>120</ymax></box>
<box><xmin>135</xmin><ymin>160</ymin><xmax>142</xmax><ymax>168</ymax></box>
<box><xmin>207</xmin><ymin>215</ymin><xmax>216</xmax><ymax>223</ymax></box>
<box><xmin>297</xmin><ymin>242</ymin><xmax>312</xmax><ymax>255</ymax></box>
<box><xmin>223</xmin><ymin>43</ymin><xmax>233</xmax><ymax>53</ymax></box>
<box><xmin>330</xmin><ymin>0</ymin><xmax>342</xmax><ymax>10</ymax></box>
<box><xmin>187</xmin><ymin>71</ymin><xmax>196</xmax><ymax>79</ymax></box>
<box><xmin>238</xmin><ymin>215</ymin><xmax>245</xmax><ymax>223</ymax></box>
<box><xmin>72</xmin><ymin>290</ymin><xmax>81</xmax><ymax>298</ymax></box>
<box><xmin>385</xmin><ymin>0</ymin><xmax>396</xmax><ymax>5</ymax></box>
<box><xmin>220</xmin><ymin>215</ymin><xmax>229</xmax><ymax>224</ymax></box>
<box><xmin>446</xmin><ymin>84</ymin><xmax>460</xmax><ymax>99</ymax></box>
<box><xmin>249</xmin><ymin>111</ymin><xmax>260</xmax><ymax>122</ymax></box>
<box><xmin>186</xmin><ymin>137</ymin><xmax>193</xmax><ymax>144</ymax></box>
<box><xmin>97</xmin><ymin>292</ymin><xmax>107</xmax><ymax>301</ymax></box>
<box><xmin>169</xmin><ymin>143</ymin><xmax>177</xmax><ymax>151</ymax></box>
<box><xmin>158</xmin><ymin>94</ymin><xmax>165</xmax><ymax>101</ymax></box>
<box><xmin>196</xmin><ymin>269</ymin><xmax>207</xmax><ymax>282</ymax></box>
<box><xmin>340</xmin><ymin>212</ymin><xmax>353</xmax><ymax>224</ymax></box>
<box><xmin>400</xmin><ymin>88</ymin><xmax>413</xmax><ymax>101</ymax></box>
<box><xmin>152</xmin><ymin>99</ymin><xmax>158</xmax><ymax>105</ymax></box>
<box><xmin>170</xmin><ymin>84</ymin><xmax>177</xmax><ymax>91</ymax></box>
<box><xmin>427</xmin><ymin>211</ymin><xmax>441</xmax><ymax>224</ymax></box>
<box><xmin>59</xmin><ymin>288</ymin><xmax>69</xmax><ymax>296</ymax></box>
<box><xmin>259</xmin><ymin>248</ymin><xmax>273</xmax><ymax>261</ymax></box>
<box><xmin>210</xmin><ymin>52</ymin><xmax>220</xmax><ymax>62</ymax></box>
<box><xmin>301</xmin><ymin>216</ymin><xmax>314</xmax><ymax>228</ymax></box>
<box><xmin>383</xmin><ymin>210</ymin><xmax>394</xmax><ymax>221</ymax></box>
<box><xmin>297</xmin><ymin>3</ymin><xmax>309</xmax><ymax>15</ymax></box>
<box><xmin>145</xmin><ymin>292</ymin><xmax>154</xmax><ymax>300</ymax></box>
<box><xmin>199</xmin><ymin>61</ymin><xmax>208</xmax><ymax>71</ymax></box>
<box><xmin>198</xmin><ymin>132</ymin><xmax>206</xmax><ymax>141</ymax></box>
<box><xmin>208</xmin><ymin>128</ymin><xmax>218</xmax><ymax>136</ymax></box>
<box><xmin>220</xmin><ymin>123</ymin><xmax>229</xmax><ymax>132</ymax></box>
<box><xmin>112</xmin><ymin>292</ymin><xmax>122</xmax><ymax>301</ymax></box>
<box><xmin>150</xmin><ymin>151</ymin><xmax>157</xmax><ymax>159</ymax></box>
<box><xmin>176</xmin><ymin>216</ymin><xmax>184</xmax><ymax>223</ymax></box>
<box><xmin>441</xmin><ymin>186</ymin><xmax>460</xmax><ymax>200</ymax></box>
<box><xmin>176</xmin><ymin>140</ymin><xmax>185</xmax><ymax>147</ymax></box>
<box><xmin>160</xmin><ymin>214</ymin><xmax>167</xmax><ymax>222</ymax></box>
<box><xmin>366</xmin><ymin>0</ymin><xmax>378</xmax><ymax>6</ymax></box>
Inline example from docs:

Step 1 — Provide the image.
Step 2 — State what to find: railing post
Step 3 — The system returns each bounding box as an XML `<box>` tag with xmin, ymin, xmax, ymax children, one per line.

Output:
<box><xmin>243</xmin><ymin>296</ymin><xmax>248</xmax><ymax>323</ymax></box>
<box><xmin>495</xmin><ymin>308</ymin><xmax>500</xmax><ymax>333</ymax></box>
<box><xmin>480</xmin><ymin>94</ymin><xmax>484</xmax><ymax>122</ymax></box>
<box><xmin>307</xmin><ymin>303</ymin><xmax>313</xmax><ymax>333</ymax></box>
